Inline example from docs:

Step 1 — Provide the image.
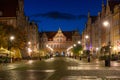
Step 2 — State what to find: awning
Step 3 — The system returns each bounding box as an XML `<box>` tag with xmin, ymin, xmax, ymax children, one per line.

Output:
<box><xmin>0</xmin><ymin>47</ymin><xmax>14</xmax><ymax>56</ymax></box>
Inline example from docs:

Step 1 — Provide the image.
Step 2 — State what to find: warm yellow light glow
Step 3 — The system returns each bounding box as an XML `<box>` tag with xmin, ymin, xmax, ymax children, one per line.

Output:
<box><xmin>28</xmin><ymin>48</ymin><xmax>32</xmax><ymax>53</ymax></box>
<box><xmin>28</xmin><ymin>41</ymin><xmax>31</xmax><ymax>45</ymax></box>
<box><xmin>10</xmin><ymin>36</ymin><xmax>15</xmax><ymax>41</ymax></box>
<box><xmin>78</xmin><ymin>41</ymin><xmax>81</xmax><ymax>44</ymax></box>
<box><xmin>80</xmin><ymin>51</ymin><xmax>83</xmax><ymax>54</ymax></box>
<box><xmin>103</xmin><ymin>21</ymin><xmax>109</xmax><ymax>27</ymax></box>
<box><xmin>28</xmin><ymin>60</ymin><xmax>33</xmax><ymax>64</ymax></box>
<box><xmin>46</xmin><ymin>45</ymin><xmax>48</xmax><ymax>47</ymax></box>
<box><xmin>113</xmin><ymin>47</ymin><xmax>117</xmax><ymax>51</ymax></box>
<box><xmin>96</xmin><ymin>47</ymin><xmax>99</xmax><ymax>51</ymax></box>
<box><xmin>46</xmin><ymin>44</ymin><xmax>54</xmax><ymax>51</ymax></box>
<box><xmin>85</xmin><ymin>35</ymin><xmax>89</xmax><ymax>39</ymax></box>
<box><xmin>73</xmin><ymin>44</ymin><xmax>76</xmax><ymax>47</ymax></box>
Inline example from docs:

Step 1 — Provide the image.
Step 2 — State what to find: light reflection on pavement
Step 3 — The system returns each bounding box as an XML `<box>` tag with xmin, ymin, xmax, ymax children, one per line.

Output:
<box><xmin>0</xmin><ymin>57</ymin><xmax>120</xmax><ymax>80</ymax></box>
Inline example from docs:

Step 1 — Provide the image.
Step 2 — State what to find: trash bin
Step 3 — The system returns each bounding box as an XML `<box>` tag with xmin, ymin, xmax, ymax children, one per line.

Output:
<box><xmin>105</xmin><ymin>59</ymin><xmax>110</xmax><ymax>67</ymax></box>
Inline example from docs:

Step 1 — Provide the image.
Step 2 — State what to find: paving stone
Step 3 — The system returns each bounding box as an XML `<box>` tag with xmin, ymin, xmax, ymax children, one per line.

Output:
<box><xmin>61</xmin><ymin>76</ymin><xmax>103</xmax><ymax>80</ymax></box>
<box><xmin>105</xmin><ymin>76</ymin><xmax>120</xmax><ymax>80</ymax></box>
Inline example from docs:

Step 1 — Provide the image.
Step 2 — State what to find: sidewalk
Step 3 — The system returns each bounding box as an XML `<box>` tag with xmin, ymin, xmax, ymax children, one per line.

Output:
<box><xmin>67</xmin><ymin>57</ymin><xmax>120</xmax><ymax>70</ymax></box>
<box><xmin>65</xmin><ymin>57</ymin><xmax>120</xmax><ymax>80</ymax></box>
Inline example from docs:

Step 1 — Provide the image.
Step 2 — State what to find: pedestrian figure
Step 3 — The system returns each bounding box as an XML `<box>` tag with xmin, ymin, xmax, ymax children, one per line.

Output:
<box><xmin>39</xmin><ymin>57</ymin><xmax>41</xmax><ymax>61</ymax></box>
<box><xmin>87</xmin><ymin>55</ymin><xmax>90</xmax><ymax>62</ymax></box>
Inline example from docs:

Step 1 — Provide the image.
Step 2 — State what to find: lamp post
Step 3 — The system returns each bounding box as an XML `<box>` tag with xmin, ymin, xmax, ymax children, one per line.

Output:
<box><xmin>96</xmin><ymin>47</ymin><xmax>99</xmax><ymax>54</ymax></box>
<box><xmin>85</xmin><ymin>35</ymin><xmax>89</xmax><ymax>50</ymax></box>
<box><xmin>28</xmin><ymin>41</ymin><xmax>32</xmax><ymax>59</ymax></box>
<box><xmin>28</xmin><ymin>47</ymin><xmax>32</xmax><ymax>59</ymax></box>
<box><xmin>9</xmin><ymin>36</ymin><xmax>15</xmax><ymax>63</ymax></box>
<box><xmin>103</xmin><ymin>21</ymin><xmax>111</xmax><ymax>67</ymax></box>
<box><xmin>96</xmin><ymin>47</ymin><xmax>99</xmax><ymax>58</ymax></box>
<box><xmin>78</xmin><ymin>41</ymin><xmax>82</xmax><ymax>60</ymax></box>
<box><xmin>85</xmin><ymin>35</ymin><xmax>90</xmax><ymax>62</ymax></box>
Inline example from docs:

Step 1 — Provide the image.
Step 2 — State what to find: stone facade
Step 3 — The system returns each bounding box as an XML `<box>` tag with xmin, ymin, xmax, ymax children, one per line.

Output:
<box><xmin>39</xmin><ymin>28</ymin><xmax>81</xmax><ymax>56</ymax></box>
<box><xmin>82</xmin><ymin>0</ymin><xmax>120</xmax><ymax>55</ymax></box>
<box><xmin>0</xmin><ymin>0</ymin><xmax>39</xmax><ymax>58</ymax></box>
<box><xmin>27</xmin><ymin>22</ymin><xmax>39</xmax><ymax>58</ymax></box>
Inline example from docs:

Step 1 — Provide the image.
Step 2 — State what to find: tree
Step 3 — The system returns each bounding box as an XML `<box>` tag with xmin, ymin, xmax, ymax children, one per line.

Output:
<box><xmin>0</xmin><ymin>23</ymin><xmax>27</xmax><ymax>57</ymax></box>
<box><xmin>72</xmin><ymin>44</ymin><xmax>83</xmax><ymax>56</ymax></box>
<box><xmin>0</xmin><ymin>23</ymin><xmax>14</xmax><ymax>48</ymax></box>
<box><xmin>100</xmin><ymin>45</ymin><xmax>110</xmax><ymax>56</ymax></box>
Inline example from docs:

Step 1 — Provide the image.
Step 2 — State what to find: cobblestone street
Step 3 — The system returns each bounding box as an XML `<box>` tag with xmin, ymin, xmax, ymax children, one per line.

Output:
<box><xmin>0</xmin><ymin>57</ymin><xmax>120</xmax><ymax>80</ymax></box>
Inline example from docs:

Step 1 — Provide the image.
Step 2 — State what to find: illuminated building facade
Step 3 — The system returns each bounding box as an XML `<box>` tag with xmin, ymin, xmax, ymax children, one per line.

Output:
<box><xmin>0</xmin><ymin>0</ymin><xmax>39</xmax><ymax>58</ymax></box>
<box><xmin>82</xmin><ymin>0</ymin><xmax>120</xmax><ymax>55</ymax></box>
<box><xmin>39</xmin><ymin>28</ymin><xmax>81</xmax><ymax>56</ymax></box>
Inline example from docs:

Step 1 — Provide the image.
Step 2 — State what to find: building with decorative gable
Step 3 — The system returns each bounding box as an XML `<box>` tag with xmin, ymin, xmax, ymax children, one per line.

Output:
<box><xmin>82</xmin><ymin>0</ymin><xmax>120</xmax><ymax>55</ymax></box>
<box><xmin>39</xmin><ymin>28</ymin><xmax>81</xmax><ymax>56</ymax></box>
<box><xmin>0</xmin><ymin>0</ymin><xmax>39</xmax><ymax>58</ymax></box>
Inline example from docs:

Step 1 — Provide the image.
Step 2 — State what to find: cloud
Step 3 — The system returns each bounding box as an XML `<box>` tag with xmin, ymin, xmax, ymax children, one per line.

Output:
<box><xmin>78</xmin><ymin>15</ymin><xmax>87</xmax><ymax>19</ymax></box>
<box><xmin>29</xmin><ymin>19</ymin><xmax>42</xmax><ymax>23</ymax></box>
<box><xmin>30</xmin><ymin>11</ymin><xmax>87</xmax><ymax>20</ymax></box>
<box><xmin>41</xmin><ymin>11</ymin><xmax>76</xmax><ymax>20</ymax></box>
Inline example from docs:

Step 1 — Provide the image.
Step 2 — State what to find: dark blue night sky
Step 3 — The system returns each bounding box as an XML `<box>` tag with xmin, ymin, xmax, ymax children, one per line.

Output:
<box><xmin>24</xmin><ymin>0</ymin><xmax>106</xmax><ymax>33</ymax></box>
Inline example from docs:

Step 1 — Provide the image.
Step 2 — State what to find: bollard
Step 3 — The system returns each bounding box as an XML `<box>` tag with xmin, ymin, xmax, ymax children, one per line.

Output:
<box><xmin>88</xmin><ymin>57</ymin><xmax>90</xmax><ymax>62</ymax></box>
<box><xmin>39</xmin><ymin>57</ymin><xmax>41</xmax><ymax>61</ymax></box>
<box><xmin>105</xmin><ymin>59</ymin><xmax>110</xmax><ymax>67</ymax></box>
<box><xmin>80</xmin><ymin>56</ymin><xmax>81</xmax><ymax>60</ymax></box>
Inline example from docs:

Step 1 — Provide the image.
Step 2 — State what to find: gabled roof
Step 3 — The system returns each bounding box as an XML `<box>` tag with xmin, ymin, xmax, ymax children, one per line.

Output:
<box><xmin>90</xmin><ymin>16</ymin><xmax>97</xmax><ymax>23</ymax></box>
<box><xmin>39</xmin><ymin>31</ymin><xmax>78</xmax><ymax>41</ymax></box>
<box><xmin>108</xmin><ymin>0</ymin><xmax>120</xmax><ymax>13</ymax></box>
<box><xmin>0</xmin><ymin>0</ymin><xmax>19</xmax><ymax>17</ymax></box>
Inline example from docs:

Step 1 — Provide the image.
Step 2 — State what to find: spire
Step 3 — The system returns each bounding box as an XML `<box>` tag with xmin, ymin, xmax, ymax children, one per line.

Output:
<box><xmin>58</xmin><ymin>27</ymin><xmax>62</xmax><ymax>33</ymax></box>
<box><xmin>58</xmin><ymin>27</ymin><xmax>61</xmax><ymax>31</ymax></box>
<box><xmin>101</xmin><ymin>0</ymin><xmax>105</xmax><ymax>17</ymax></box>
<box><xmin>18</xmin><ymin>0</ymin><xmax>24</xmax><ymax>12</ymax></box>
<box><xmin>98</xmin><ymin>12</ymin><xmax>101</xmax><ymax>20</ymax></box>
<box><xmin>106</xmin><ymin>0</ymin><xmax>111</xmax><ymax>15</ymax></box>
<box><xmin>102</xmin><ymin>0</ymin><xmax>104</xmax><ymax>6</ymax></box>
<box><xmin>98</xmin><ymin>12</ymin><xmax>100</xmax><ymax>17</ymax></box>
<box><xmin>88</xmin><ymin>11</ymin><xmax>90</xmax><ymax>18</ymax></box>
<box><xmin>107</xmin><ymin>0</ymin><xmax>109</xmax><ymax>7</ymax></box>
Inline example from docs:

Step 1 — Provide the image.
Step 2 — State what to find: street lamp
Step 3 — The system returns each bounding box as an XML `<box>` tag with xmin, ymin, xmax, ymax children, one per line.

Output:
<box><xmin>78</xmin><ymin>41</ymin><xmax>81</xmax><ymax>44</ymax></box>
<box><xmin>85</xmin><ymin>35</ymin><xmax>90</xmax><ymax>62</ymax></box>
<box><xmin>10</xmin><ymin>36</ymin><xmax>15</xmax><ymax>41</ymax></box>
<box><xmin>77</xmin><ymin>41</ymin><xmax>82</xmax><ymax>60</ymax></box>
<box><xmin>28</xmin><ymin>48</ymin><xmax>32</xmax><ymax>57</ymax></box>
<box><xmin>28</xmin><ymin>41</ymin><xmax>32</xmax><ymax>59</ymax></box>
<box><xmin>96</xmin><ymin>47</ymin><xmax>99</xmax><ymax>51</ymax></box>
<box><xmin>28</xmin><ymin>41</ymin><xmax>31</xmax><ymax>45</ymax></box>
<box><xmin>9</xmin><ymin>36</ymin><xmax>15</xmax><ymax>63</ymax></box>
<box><xmin>96</xmin><ymin>47</ymin><xmax>99</xmax><ymax>57</ymax></box>
<box><xmin>85</xmin><ymin>35</ymin><xmax>89</xmax><ymax>39</ymax></box>
<box><xmin>85</xmin><ymin>35</ymin><xmax>89</xmax><ymax>50</ymax></box>
<box><xmin>103</xmin><ymin>21</ymin><xmax>111</xmax><ymax>67</ymax></box>
<box><xmin>73</xmin><ymin>44</ymin><xmax>76</xmax><ymax>47</ymax></box>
